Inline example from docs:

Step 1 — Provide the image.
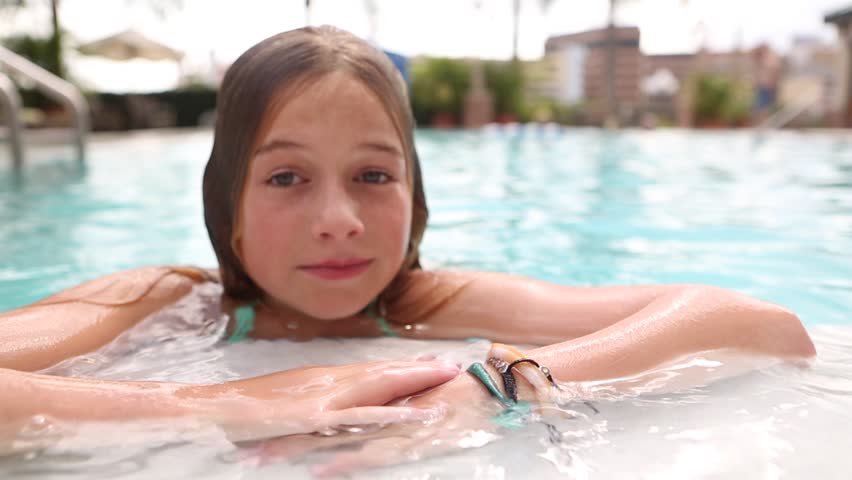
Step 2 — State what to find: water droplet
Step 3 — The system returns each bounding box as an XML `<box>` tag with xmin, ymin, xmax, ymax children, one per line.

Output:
<box><xmin>18</xmin><ymin>414</ymin><xmax>61</xmax><ymax>440</ymax></box>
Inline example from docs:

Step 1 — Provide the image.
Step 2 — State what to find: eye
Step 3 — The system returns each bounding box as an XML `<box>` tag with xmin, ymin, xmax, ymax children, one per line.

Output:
<box><xmin>267</xmin><ymin>171</ymin><xmax>306</xmax><ymax>187</ymax></box>
<box><xmin>356</xmin><ymin>170</ymin><xmax>391</xmax><ymax>184</ymax></box>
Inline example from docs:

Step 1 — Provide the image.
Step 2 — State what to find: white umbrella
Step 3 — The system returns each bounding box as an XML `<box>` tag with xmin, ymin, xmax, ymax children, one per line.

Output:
<box><xmin>73</xmin><ymin>30</ymin><xmax>184</xmax><ymax>93</ymax></box>
<box><xmin>78</xmin><ymin>29</ymin><xmax>183</xmax><ymax>62</ymax></box>
<box><xmin>642</xmin><ymin>68</ymin><xmax>680</xmax><ymax>97</ymax></box>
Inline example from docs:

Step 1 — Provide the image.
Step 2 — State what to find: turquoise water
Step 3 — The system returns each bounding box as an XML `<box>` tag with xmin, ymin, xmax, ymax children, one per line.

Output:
<box><xmin>2</xmin><ymin>128</ymin><xmax>852</xmax><ymax>479</ymax></box>
<box><xmin>2</xmin><ymin>128</ymin><xmax>851</xmax><ymax>323</ymax></box>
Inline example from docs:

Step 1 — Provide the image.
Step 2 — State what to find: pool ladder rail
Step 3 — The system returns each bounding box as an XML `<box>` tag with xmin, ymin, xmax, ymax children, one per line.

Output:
<box><xmin>0</xmin><ymin>44</ymin><xmax>89</xmax><ymax>170</ymax></box>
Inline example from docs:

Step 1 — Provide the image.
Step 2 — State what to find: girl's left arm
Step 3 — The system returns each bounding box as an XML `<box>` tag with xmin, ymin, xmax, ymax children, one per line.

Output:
<box><xmin>395</xmin><ymin>270</ymin><xmax>815</xmax><ymax>380</ymax></box>
<box><xmin>257</xmin><ymin>272</ymin><xmax>816</xmax><ymax>473</ymax></box>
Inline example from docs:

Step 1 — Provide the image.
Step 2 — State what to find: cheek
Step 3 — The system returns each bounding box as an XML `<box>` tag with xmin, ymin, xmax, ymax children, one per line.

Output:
<box><xmin>238</xmin><ymin>189</ymin><xmax>296</xmax><ymax>264</ymax></box>
<box><xmin>374</xmin><ymin>191</ymin><xmax>413</xmax><ymax>256</ymax></box>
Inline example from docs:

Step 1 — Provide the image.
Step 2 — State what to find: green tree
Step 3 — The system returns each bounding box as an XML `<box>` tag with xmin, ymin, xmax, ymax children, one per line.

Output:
<box><xmin>691</xmin><ymin>73</ymin><xmax>752</xmax><ymax>126</ymax></box>
<box><xmin>410</xmin><ymin>58</ymin><xmax>471</xmax><ymax>125</ymax></box>
<box><xmin>484</xmin><ymin>60</ymin><xmax>524</xmax><ymax>117</ymax></box>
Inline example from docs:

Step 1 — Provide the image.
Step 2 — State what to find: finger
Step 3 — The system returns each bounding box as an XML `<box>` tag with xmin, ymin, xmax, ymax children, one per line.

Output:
<box><xmin>248</xmin><ymin>408</ymin><xmax>439</xmax><ymax>466</ymax></box>
<box><xmin>243</xmin><ymin>434</ymin><xmax>356</xmax><ymax>465</ymax></box>
<box><xmin>342</xmin><ymin>361</ymin><xmax>460</xmax><ymax>407</ymax></box>
<box><xmin>313</xmin><ymin>411</ymin><xmax>503</xmax><ymax>476</ymax></box>
<box><xmin>323</xmin><ymin>406</ymin><xmax>442</xmax><ymax>429</ymax></box>
<box><xmin>249</xmin><ymin>426</ymin><xmax>394</xmax><ymax>465</ymax></box>
<box><xmin>311</xmin><ymin>434</ymin><xmax>431</xmax><ymax>478</ymax></box>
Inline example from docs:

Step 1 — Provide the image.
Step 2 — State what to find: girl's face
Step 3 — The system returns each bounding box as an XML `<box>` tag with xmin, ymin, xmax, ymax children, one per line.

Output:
<box><xmin>238</xmin><ymin>72</ymin><xmax>412</xmax><ymax>320</ymax></box>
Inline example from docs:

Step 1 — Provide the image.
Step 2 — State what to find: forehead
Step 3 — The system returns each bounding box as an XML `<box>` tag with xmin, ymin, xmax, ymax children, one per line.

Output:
<box><xmin>261</xmin><ymin>72</ymin><xmax>402</xmax><ymax>145</ymax></box>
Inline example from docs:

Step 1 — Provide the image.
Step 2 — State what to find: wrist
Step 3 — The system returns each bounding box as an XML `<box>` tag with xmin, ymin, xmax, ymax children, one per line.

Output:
<box><xmin>487</xmin><ymin>344</ymin><xmax>560</xmax><ymax>401</ymax></box>
<box><xmin>461</xmin><ymin>362</ymin><xmax>538</xmax><ymax>407</ymax></box>
<box><xmin>175</xmin><ymin>383</ymin><xmax>275</xmax><ymax>441</ymax></box>
<box><xmin>481</xmin><ymin>362</ymin><xmax>538</xmax><ymax>404</ymax></box>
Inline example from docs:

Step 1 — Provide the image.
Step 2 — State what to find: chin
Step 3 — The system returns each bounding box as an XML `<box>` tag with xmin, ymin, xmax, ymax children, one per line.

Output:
<box><xmin>301</xmin><ymin>299</ymin><xmax>368</xmax><ymax>321</ymax></box>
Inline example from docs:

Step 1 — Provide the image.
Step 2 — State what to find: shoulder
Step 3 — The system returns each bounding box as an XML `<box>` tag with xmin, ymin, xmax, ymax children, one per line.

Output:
<box><xmin>34</xmin><ymin>266</ymin><xmax>213</xmax><ymax>308</ymax></box>
<box><xmin>383</xmin><ymin>269</ymin><xmax>482</xmax><ymax>324</ymax></box>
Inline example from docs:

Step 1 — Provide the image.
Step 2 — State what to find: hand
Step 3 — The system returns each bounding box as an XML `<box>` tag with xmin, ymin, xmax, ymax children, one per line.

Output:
<box><xmin>250</xmin><ymin>371</ymin><xmax>507</xmax><ymax>476</ymax></box>
<box><xmin>191</xmin><ymin>359</ymin><xmax>461</xmax><ymax>442</ymax></box>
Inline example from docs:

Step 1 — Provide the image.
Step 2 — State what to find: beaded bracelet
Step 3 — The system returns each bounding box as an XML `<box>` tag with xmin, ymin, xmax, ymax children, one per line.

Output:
<box><xmin>489</xmin><ymin>346</ymin><xmax>600</xmax><ymax>416</ymax></box>
<box><xmin>489</xmin><ymin>343</ymin><xmax>559</xmax><ymax>396</ymax></box>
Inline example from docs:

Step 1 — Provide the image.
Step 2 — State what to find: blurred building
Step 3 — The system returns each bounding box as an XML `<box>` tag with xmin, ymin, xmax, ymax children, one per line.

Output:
<box><xmin>531</xmin><ymin>27</ymin><xmax>760</xmax><ymax>126</ymax></box>
<box><xmin>526</xmin><ymin>22</ymin><xmax>842</xmax><ymax>128</ymax></box>
<box><xmin>825</xmin><ymin>6</ymin><xmax>852</xmax><ymax>126</ymax></box>
<box><xmin>524</xmin><ymin>46</ymin><xmax>586</xmax><ymax>105</ymax></box>
<box><xmin>524</xmin><ymin>16</ymin><xmax>852</xmax><ymax>127</ymax></box>
<box><xmin>542</xmin><ymin>27</ymin><xmax>643</xmax><ymax>123</ymax></box>
<box><xmin>778</xmin><ymin>36</ymin><xmax>838</xmax><ymax>126</ymax></box>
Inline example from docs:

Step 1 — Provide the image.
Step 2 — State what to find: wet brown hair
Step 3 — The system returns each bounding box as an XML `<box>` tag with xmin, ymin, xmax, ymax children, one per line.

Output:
<box><xmin>202</xmin><ymin>26</ymin><xmax>428</xmax><ymax>308</ymax></box>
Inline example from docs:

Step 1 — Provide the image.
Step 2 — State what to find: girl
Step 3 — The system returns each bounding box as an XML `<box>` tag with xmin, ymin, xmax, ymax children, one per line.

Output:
<box><xmin>0</xmin><ymin>26</ymin><xmax>814</xmax><ymax>474</ymax></box>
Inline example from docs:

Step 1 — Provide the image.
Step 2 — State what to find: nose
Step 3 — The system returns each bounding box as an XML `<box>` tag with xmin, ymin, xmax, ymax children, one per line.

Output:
<box><xmin>311</xmin><ymin>183</ymin><xmax>364</xmax><ymax>241</ymax></box>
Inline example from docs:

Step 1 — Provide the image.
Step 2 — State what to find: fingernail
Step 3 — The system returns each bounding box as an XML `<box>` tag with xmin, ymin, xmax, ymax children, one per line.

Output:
<box><xmin>311</xmin><ymin>463</ymin><xmax>336</xmax><ymax>478</ymax></box>
<box><xmin>439</xmin><ymin>361</ymin><xmax>461</xmax><ymax>372</ymax></box>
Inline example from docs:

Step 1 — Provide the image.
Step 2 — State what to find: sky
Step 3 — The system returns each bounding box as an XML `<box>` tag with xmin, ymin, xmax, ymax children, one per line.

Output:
<box><xmin>4</xmin><ymin>0</ymin><xmax>852</xmax><ymax>92</ymax></box>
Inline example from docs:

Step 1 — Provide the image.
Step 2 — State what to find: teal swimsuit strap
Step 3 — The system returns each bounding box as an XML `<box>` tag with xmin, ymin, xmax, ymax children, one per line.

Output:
<box><xmin>227</xmin><ymin>298</ymin><xmax>394</xmax><ymax>342</ymax></box>
<box><xmin>365</xmin><ymin>298</ymin><xmax>399</xmax><ymax>337</ymax></box>
<box><xmin>228</xmin><ymin>301</ymin><xmax>257</xmax><ymax>343</ymax></box>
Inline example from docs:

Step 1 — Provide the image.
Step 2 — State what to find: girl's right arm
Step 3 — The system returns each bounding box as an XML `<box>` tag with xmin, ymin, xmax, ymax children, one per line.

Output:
<box><xmin>0</xmin><ymin>267</ymin><xmax>459</xmax><ymax>444</ymax></box>
<box><xmin>0</xmin><ymin>266</ymin><xmax>201</xmax><ymax>372</ymax></box>
<box><xmin>0</xmin><ymin>360</ymin><xmax>458</xmax><ymax>444</ymax></box>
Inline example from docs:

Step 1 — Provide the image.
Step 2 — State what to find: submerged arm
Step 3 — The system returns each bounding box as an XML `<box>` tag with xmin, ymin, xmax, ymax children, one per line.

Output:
<box><xmin>0</xmin><ymin>359</ymin><xmax>459</xmax><ymax>451</ymax></box>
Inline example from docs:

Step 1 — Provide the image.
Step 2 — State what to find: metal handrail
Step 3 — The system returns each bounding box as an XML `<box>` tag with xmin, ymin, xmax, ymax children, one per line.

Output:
<box><xmin>0</xmin><ymin>72</ymin><xmax>23</xmax><ymax>168</ymax></box>
<box><xmin>0</xmin><ymin>45</ymin><xmax>89</xmax><ymax>169</ymax></box>
<box><xmin>756</xmin><ymin>93</ymin><xmax>821</xmax><ymax>130</ymax></box>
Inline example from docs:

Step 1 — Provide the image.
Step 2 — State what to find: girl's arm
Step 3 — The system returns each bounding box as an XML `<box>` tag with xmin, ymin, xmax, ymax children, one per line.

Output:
<box><xmin>0</xmin><ymin>267</ymin><xmax>201</xmax><ymax>371</ymax></box>
<box><xmin>0</xmin><ymin>360</ymin><xmax>460</xmax><ymax>449</ymax></box>
<box><xmin>0</xmin><ymin>267</ymin><xmax>460</xmax><ymax>447</ymax></box>
<box><xmin>389</xmin><ymin>271</ymin><xmax>815</xmax><ymax>380</ymax></box>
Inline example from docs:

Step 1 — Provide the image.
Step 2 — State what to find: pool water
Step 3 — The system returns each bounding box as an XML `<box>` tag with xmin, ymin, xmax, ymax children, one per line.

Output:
<box><xmin>1</xmin><ymin>128</ymin><xmax>851</xmax><ymax>479</ymax></box>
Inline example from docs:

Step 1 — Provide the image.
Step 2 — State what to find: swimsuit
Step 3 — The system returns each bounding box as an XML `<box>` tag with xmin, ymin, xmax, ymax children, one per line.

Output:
<box><xmin>226</xmin><ymin>298</ymin><xmax>396</xmax><ymax>342</ymax></box>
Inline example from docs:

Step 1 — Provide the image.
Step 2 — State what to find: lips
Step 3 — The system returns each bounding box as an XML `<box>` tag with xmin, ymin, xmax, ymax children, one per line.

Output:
<box><xmin>298</xmin><ymin>258</ymin><xmax>374</xmax><ymax>280</ymax></box>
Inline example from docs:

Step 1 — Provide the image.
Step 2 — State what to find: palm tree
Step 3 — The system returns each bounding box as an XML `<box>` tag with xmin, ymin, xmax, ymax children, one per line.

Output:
<box><xmin>605</xmin><ymin>0</ymin><xmax>618</xmax><ymax>124</ymax></box>
<box><xmin>0</xmin><ymin>0</ymin><xmax>63</xmax><ymax>77</ymax></box>
<box><xmin>510</xmin><ymin>0</ymin><xmax>557</xmax><ymax>61</ymax></box>
<box><xmin>0</xmin><ymin>0</ymin><xmax>183</xmax><ymax>79</ymax></box>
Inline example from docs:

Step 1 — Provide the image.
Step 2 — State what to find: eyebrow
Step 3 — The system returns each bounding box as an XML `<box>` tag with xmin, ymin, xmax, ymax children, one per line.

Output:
<box><xmin>356</xmin><ymin>141</ymin><xmax>403</xmax><ymax>157</ymax></box>
<box><xmin>254</xmin><ymin>139</ymin><xmax>306</xmax><ymax>156</ymax></box>
<box><xmin>254</xmin><ymin>138</ymin><xmax>403</xmax><ymax>157</ymax></box>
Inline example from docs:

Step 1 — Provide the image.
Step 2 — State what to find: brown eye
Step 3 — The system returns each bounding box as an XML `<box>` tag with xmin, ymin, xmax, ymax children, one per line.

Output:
<box><xmin>268</xmin><ymin>171</ymin><xmax>305</xmax><ymax>187</ymax></box>
<box><xmin>357</xmin><ymin>171</ymin><xmax>391</xmax><ymax>184</ymax></box>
